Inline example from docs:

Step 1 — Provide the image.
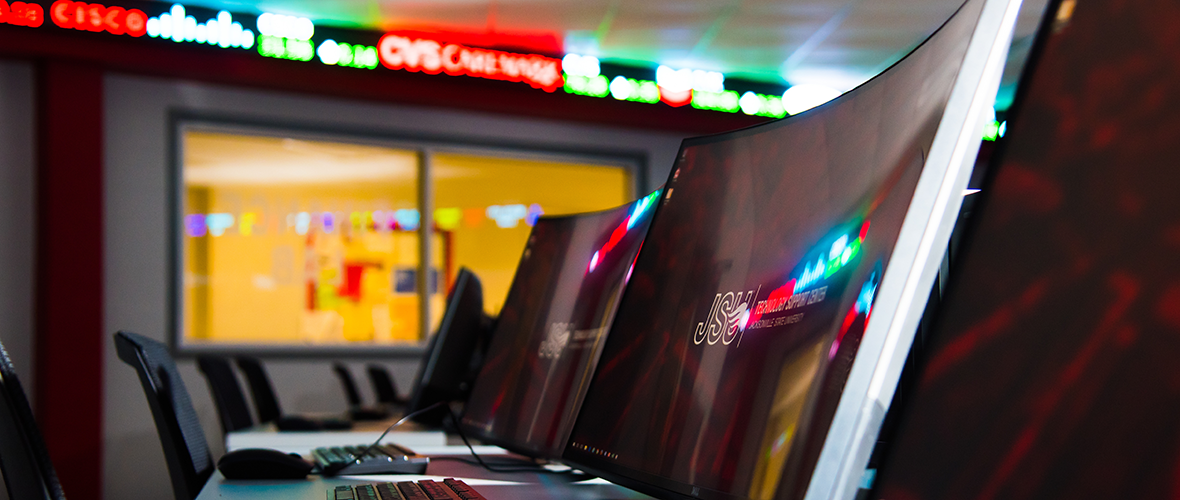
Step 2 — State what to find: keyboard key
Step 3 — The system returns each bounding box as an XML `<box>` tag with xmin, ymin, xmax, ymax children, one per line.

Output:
<box><xmin>443</xmin><ymin>479</ymin><xmax>486</xmax><ymax>500</ymax></box>
<box><xmin>385</xmin><ymin>443</ymin><xmax>415</xmax><ymax>456</ymax></box>
<box><xmin>356</xmin><ymin>485</ymin><xmax>379</xmax><ymax>500</ymax></box>
<box><xmin>314</xmin><ymin>444</ymin><xmax>429</xmax><ymax>475</ymax></box>
<box><xmin>376</xmin><ymin>482</ymin><xmax>404</xmax><ymax>500</ymax></box>
<box><xmin>417</xmin><ymin>480</ymin><xmax>461</xmax><ymax>500</ymax></box>
<box><xmin>396</xmin><ymin>481</ymin><xmax>430</xmax><ymax>500</ymax></box>
<box><xmin>332</xmin><ymin>480</ymin><xmax>485</xmax><ymax>500</ymax></box>
<box><xmin>378</xmin><ymin>444</ymin><xmax>409</xmax><ymax>457</ymax></box>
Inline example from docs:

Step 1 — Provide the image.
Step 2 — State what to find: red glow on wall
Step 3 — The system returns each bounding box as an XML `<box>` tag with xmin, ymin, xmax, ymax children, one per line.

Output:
<box><xmin>50</xmin><ymin>0</ymin><xmax>146</xmax><ymax>37</ymax></box>
<box><xmin>660</xmin><ymin>87</ymin><xmax>692</xmax><ymax>107</ymax></box>
<box><xmin>1</xmin><ymin>0</ymin><xmax>44</xmax><ymax>27</ymax></box>
<box><xmin>377</xmin><ymin>33</ymin><xmax>563</xmax><ymax>92</ymax></box>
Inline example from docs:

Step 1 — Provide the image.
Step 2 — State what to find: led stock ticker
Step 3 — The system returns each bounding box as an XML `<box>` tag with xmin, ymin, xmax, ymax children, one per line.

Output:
<box><xmin>256</xmin><ymin>12</ymin><xmax>313</xmax><ymax>61</ymax></box>
<box><xmin>50</xmin><ymin>0</ymin><xmax>145</xmax><ymax>36</ymax></box>
<box><xmin>655</xmin><ymin>65</ymin><xmax>724</xmax><ymax>107</ymax></box>
<box><xmin>317</xmin><ymin>39</ymin><xmax>378</xmax><ymax>69</ymax></box>
<box><xmin>377</xmin><ymin>33</ymin><xmax>564</xmax><ymax>92</ymax></box>
<box><xmin>27</xmin><ymin>1</ymin><xmax>1009</xmax><ymax>122</ymax></box>
<box><xmin>1</xmin><ymin>0</ymin><xmax>44</xmax><ymax>27</ymax></box>
<box><xmin>258</xmin><ymin>34</ymin><xmax>311</xmax><ymax>61</ymax></box>
<box><xmin>18</xmin><ymin>0</ymin><xmax>839</xmax><ymax>120</ymax></box>
<box><xmin>562</xmin><ymin>53</ymin><xmax>609</xmax><ymax>97</ymax></box>
<box><xmin>144</xmin><ymin>4</ymin><xmax>251</xmax><ymax>48</ymax></box>
<box><xmin>609</xmin><ymin>76</ymin><xmax>660</xmax><ymax>104</ymax></box>
<box><xmin>559</xmin><ymin>54</ymin><xmax>790</xmax><ymax>118</ymax></box>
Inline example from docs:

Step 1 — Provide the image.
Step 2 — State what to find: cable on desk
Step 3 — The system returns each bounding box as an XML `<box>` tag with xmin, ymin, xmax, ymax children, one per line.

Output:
<box><xmin>442</xmin><ymin>406</ymin><xmax>574</xmax><ymax>474</ymax></box>
<box><xmin>321</xmin><ymin>401</ymin><xmax>575</xmax><ymax>475</ymax></box>
<box><xmin>321</xmin><ymin>402</ymin><xmax>447</xmax><ymax>476</ymax></box>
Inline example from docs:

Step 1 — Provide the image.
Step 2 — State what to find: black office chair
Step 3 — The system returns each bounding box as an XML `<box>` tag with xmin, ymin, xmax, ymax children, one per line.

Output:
<box><xmin>114</xmin><ymin>331</ymin><xmax>213</xmax><ymax>500</ymax></box>
<box><xmin>332</xmin><ymin>363</ymin><xmax>389</xmax><ymax>420</ymax></box>
<box><xmin>232</xmin><ymin>357</ymin><xmax>283</xmax><ymax>424</ymax></box>
<box><xmin>196</xmin><ymin>356</ymin><xmax>255</xmax><ymax>434</ymax></box>
<box><xmin>0</xmin><ymin>340</ymin><xmax>66</xmax><ymax>500</ymax></box>
<box><xmin>235</xmin><ymin>356</ymin><xmax>352</xmax><ymax>431</ymax></box>
<box><xmin>367</xmin><ymin>364</ymin><xmax>406</xmax><ymax>406</ymax></box>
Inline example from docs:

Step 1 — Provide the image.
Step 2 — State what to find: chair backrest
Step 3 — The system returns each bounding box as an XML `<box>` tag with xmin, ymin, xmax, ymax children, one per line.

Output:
<box><xmin>114</xmin><ymin>331</ymin><xmax>212</xmax><ymax>500</ymax></box>
<box><xmin>195</xmin><ymin>356</ymin><xmax>254</xmax><ymax>434</ymax></box>
<box><xmin>331</xmin><ymin>363</ymin><xmax>362</xmax><ymax>407</ymax></box>
<box><xmin>0</xmin><ymin>341</ymin><xmax>66</xmax><ymax>500</ymax></box>
<box><xmin>234</xmin><ymin>357</ymin><xmax>282</xmax><ymax>423</ymax></box>
<box><xmin>366</xmin><ymin>365</ymin><xmax>401</xmax><ymax>405</ymax></box>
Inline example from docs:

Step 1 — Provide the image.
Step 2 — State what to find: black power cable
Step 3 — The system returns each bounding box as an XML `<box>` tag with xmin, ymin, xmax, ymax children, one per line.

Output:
<box><xmin>321</xmin><ymin>401</ymin><xmax>571</xmax><ymax>476</ymax></box>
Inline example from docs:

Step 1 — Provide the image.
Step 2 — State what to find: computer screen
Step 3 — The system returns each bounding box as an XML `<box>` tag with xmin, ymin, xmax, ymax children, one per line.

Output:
<box><xmin>461</xmin><ymin>190</ymin><xmax>662</xmax><ymax>458</ymax></box>
<box><xmin>562</xmin><ymin>0</ymin><xmax>1020</xmax><ymax>497</ymax></box>
<box><xmin>407</xmin><ymin>267</ymin><xmax>489</xmax><ymax>424</ymax></box>
<box><xmin>871</xmin><ymin>0</ymin><xmax>1180</xmax><ymax>497</ymax></box>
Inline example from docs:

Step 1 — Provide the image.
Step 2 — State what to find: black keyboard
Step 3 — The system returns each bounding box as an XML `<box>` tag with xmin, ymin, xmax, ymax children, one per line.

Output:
<box><xmin>331</xmin><ymin>478</ymin><xmax>486</xmax><ymax>500</ymax></box>
<box><xmin>312</xmin><ymin>444</ymin><xmax>430</xmax><ymax>475</ymax></box>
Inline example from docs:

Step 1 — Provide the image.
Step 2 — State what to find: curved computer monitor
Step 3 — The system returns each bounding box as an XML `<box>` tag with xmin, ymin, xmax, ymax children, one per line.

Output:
<box><xmin>460</xmin><ymin>190</ymin><xmax>662</xmax><ymax>458</ymax></box>
<box><xmin>406</xmin><ymin>267</ymin><xmax>489</xmax><ymax>424</ymax></box>
<box><xmin>561</xmin><ymin>0</ymin><xmax>1021</xmax><ymax>497</ymax></box>
<box><xmin>872</xmin><ymin>0</ymin><xmax>1180</xmax><ymax>497</ymax></box>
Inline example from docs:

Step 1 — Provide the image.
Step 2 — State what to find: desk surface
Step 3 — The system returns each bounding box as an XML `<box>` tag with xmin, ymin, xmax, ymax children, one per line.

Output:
<box><xmin>197</xmin><ymin>449</ymin><xmax>652</xmax><ymax>500</ymax></box>
<box><xmin>227</xmin><ymin>428</ymin><xmax>449</xmax><ymax>455</ymax></box>
<box><xmin>211</xmin><ymin>428</ymin><xmax>653</xmax><ymax>500</ymax></box>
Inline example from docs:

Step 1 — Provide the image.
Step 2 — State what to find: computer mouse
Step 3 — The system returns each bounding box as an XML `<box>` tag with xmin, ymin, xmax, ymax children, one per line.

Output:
<box><xmin>217</xmin><ymin>448</ymin><xmax>315</xmax><ymax>480</ymax></box>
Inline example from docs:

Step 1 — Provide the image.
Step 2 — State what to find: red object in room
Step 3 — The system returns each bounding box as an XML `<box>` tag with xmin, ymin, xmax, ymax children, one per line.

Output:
<box><xmin>339</xmin><ymin>264</ymin><xmax>365</xmax><ymax>302</ymax></box>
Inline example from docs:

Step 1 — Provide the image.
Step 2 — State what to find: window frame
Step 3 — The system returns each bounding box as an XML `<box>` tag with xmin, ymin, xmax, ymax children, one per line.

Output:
<box><xmin>169</xmin><ymin>112</ymin><xmax>644</xmax><ymax>357</ymax></box>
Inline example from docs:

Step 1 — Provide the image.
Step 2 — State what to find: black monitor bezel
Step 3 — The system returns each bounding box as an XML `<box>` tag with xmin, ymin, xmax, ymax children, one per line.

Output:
<box><xmin>406</xmin><ymin>267</ymin><xmax>487</xmax><ymax>420</ymax></box>
<box><xmin>459</xmin><ymin>197</ymin><xmax>664</xmax><ymax>459</ymax></box>
<box><xmin>558</xmin><ymin>0</ymin><xmax>984</xmax><ymax>496</ymax></box>
<box><xmin>559</xmin><ymin>140</ymin><xmax>752</xmax><ymax>500</ymax></box>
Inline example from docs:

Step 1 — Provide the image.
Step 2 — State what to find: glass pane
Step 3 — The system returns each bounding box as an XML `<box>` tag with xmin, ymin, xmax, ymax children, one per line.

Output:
<box><xmin>181</xmin><ymin>130</ymin><xmax>427</xmax><ymax>346</ymax></box>
<box><xmin>431</xmin><ymin>153</ymin><xmax>631</xmax><ymax>317</ymax></box>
